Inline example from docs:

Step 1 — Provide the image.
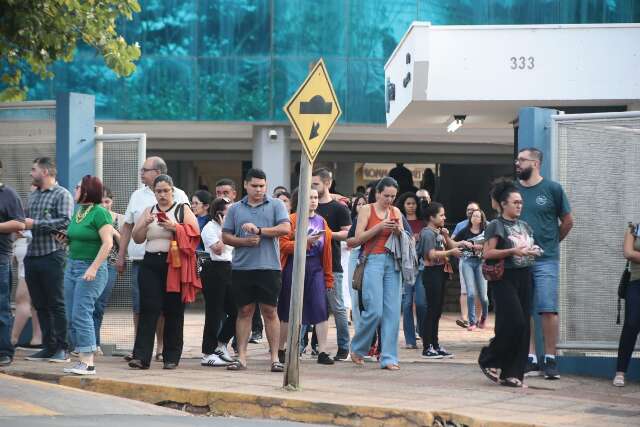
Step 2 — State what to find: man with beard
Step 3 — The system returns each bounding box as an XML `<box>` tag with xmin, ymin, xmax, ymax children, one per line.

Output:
<box><xmin>23</xmin><ymin>157</ymin><xmax>74</xmax><ymax>362</ymax></box>
<box><xmin>311</xmin><ymin>168</ymin><xmax>352</xmax><ymax>361</ymax></box>
<box><xmin>515</xmin><ymin>148</ymin><xmax>573</xmax><ymax>380</ymax></box>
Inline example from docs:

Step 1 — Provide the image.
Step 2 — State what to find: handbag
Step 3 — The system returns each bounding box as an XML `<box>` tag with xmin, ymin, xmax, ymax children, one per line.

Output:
<box><xmin>617</xmin><ymin>261</ymin><xmax>631</xmax><ymax>325</ymax></box>
<box><xmin>482</xmin><ymin>259</ymin><xmax>505</xmax><ymax>282</ymax></box>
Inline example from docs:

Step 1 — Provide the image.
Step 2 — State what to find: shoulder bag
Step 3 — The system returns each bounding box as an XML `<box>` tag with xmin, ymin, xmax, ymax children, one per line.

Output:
<box><xmin>481</xmin><ymin>218</ymin><xmax>505</xmax><ymax>281</ymax></box>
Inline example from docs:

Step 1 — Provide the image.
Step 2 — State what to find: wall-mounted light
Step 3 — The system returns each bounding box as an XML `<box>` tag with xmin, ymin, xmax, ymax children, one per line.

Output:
<box><xmin>447</xmin><ymin>115</ymin><xmax>466</xmax><ymax>133</ymax></box>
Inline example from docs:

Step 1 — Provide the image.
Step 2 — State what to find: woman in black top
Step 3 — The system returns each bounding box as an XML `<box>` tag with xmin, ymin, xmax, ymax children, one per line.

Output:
<box><xmin>479</xmin><ymin>179</ymin><xmax>541</xmax><ymax>387</ymax></box>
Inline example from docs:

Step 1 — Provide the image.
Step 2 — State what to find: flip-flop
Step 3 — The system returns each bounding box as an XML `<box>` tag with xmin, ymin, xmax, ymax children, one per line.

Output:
<box><xmin>501</xmin><ymin>377</ymin><xmax>525</xmax><ymax>388</ymax></box>
<box><xmin>480</xmin><ymin>366</ymin><xmax>500</xmax><ymax>384</ymax></box>
<box><xmin>270</xmin><ymin>361</ymin><xmax>284</xmax><ymax>372</ymax></box>
<box><xmin>382</xmin><ymin>364</ymin><xmax>400</xmax><ymax>371</ymax></box>
<box><xmin>226</xmin><ymin>361</ymin><xmax>247</xmax><ymax>371</ymax></box>
<box><xmin>350</xmin><ymin>352</ymin><xmax>364</xmax><ymax>365</ymax></box>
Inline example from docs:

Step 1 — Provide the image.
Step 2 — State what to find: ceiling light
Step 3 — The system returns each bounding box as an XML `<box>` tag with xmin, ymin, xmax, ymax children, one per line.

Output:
<box><xmin>447</xmin><ymin>115</ymin><xmax>466</xmax><ymax>133</ymax></box>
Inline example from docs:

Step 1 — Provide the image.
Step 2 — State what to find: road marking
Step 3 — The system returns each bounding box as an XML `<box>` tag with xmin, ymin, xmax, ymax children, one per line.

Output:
<box><xmin>0</xmin><ymin>398</ymin><xmax>59</xmax><ymax>416</ymax></box>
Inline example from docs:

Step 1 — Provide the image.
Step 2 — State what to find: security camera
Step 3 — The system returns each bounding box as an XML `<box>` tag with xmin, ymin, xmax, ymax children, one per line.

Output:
<box><xmin>269</xmin><ymin>129</ymin><xmax>278</xmax><ymax>140</ymax></box>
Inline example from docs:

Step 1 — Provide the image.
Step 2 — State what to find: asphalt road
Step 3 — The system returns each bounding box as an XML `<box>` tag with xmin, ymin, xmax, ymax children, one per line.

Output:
<box><xmin>0</xmin><ymin>374</ymin><xmax>330</xmax><ymax>427</ymax></box>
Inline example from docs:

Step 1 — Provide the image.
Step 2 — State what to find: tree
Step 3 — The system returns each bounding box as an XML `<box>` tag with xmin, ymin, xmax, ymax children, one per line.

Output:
<box><xmin>0</xmin><ymin>0</ymin><xmax>141</xmax><ymax>101</ymax></box>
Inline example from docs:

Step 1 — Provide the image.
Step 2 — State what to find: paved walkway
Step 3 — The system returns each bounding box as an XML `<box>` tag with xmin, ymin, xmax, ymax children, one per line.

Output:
<box><xmin>3</xmin><ymin>312</ymin><xmax>640</xmax><ymax>427</ymax></box>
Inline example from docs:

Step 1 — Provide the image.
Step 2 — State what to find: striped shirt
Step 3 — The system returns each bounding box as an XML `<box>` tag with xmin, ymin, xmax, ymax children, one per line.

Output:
<box><xmin>26</xmin><ymin>185</ymin><xmax>74</xmax><ymax>257</ymax></box>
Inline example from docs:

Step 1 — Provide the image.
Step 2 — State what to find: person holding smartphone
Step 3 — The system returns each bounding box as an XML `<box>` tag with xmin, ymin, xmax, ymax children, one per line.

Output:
<box><xmin>277</xmin><ymin>188</ymin><xmax>335</xmax><ymax>365</ymax></box>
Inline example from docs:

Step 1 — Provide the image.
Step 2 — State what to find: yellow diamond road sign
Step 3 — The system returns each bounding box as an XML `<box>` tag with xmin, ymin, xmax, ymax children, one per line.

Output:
<box><xmin>284</xmin><ymin>59</ymin><xmax>342</xmax><ymax>163</ymax></box>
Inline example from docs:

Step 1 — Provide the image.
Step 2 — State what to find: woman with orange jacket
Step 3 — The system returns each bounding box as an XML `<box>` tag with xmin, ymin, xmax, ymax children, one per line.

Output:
<box><xmin>277</xmin><ymin>188</ymin><xmax>334</xmax><ymax>365</ymax></box>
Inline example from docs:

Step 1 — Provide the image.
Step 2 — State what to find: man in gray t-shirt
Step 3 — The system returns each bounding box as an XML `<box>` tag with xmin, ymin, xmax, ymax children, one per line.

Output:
<box><xmin>222</xmin><ymin>169</ymin><xmax>290</xmax><ymax>371</ymax></box>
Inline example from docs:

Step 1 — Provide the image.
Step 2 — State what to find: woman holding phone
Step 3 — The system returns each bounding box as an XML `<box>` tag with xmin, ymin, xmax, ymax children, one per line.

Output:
<box><xmin>277</xmin><ymin>188</ymin><xmax>335</xmax><ymax>365</ymax></box>
<box><xmin>62</xmin><ymin>175</ymin><xmax>113</xmax><ymax>375</ymax></box>
<box><xmin>129</xmin><ymin>174</ymin><xmax>199</xmax><ymax>370</ymax></box>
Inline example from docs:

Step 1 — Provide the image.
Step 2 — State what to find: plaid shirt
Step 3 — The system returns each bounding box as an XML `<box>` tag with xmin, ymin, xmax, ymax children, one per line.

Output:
<box><xmin>26</xmin><ymin>185</ymin><xmax>74</xmax><ymax>257</ymax></box>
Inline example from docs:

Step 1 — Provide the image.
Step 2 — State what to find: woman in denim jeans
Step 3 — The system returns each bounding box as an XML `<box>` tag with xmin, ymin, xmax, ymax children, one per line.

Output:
<box><xmin>350</xmin><ymin>177</ymin><xmax>403</xmax><ymax>370</ymax></box>
<box><xmin>396</xmin><ymin>192</ymin><xmax>427</xmax><ymax>349</ymax></box>
<box><xmin>613</xmin><ymin>222</ymin><xmax>640</xmax><ymax>387</ymax></box>
<box><xmin>456</xmin><ymin>209</ymin><xmax>489</xmax><ymax>331</ymax></box>
<box><xmin>62</xmin><ymin>175</ymin><xmax>113</xmax><ymax>375</ymax></box>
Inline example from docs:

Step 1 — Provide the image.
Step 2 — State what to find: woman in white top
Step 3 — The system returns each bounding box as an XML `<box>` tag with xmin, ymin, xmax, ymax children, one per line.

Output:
<box><xmin>200</xmin><ymin>197</ymin><xmax>236</xmax><ymax>367</ymax></box>
<box><xmin>129</xmin><ymin>175</ymin><xmax>198</xmax><ymax>370</ymax></box>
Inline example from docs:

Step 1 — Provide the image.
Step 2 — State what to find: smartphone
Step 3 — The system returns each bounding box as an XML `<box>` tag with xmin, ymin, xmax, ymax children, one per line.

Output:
<box><xmin>156</xmin><ymin>212</ymin><xmax>168</xmax><ymax>223</ymax></box>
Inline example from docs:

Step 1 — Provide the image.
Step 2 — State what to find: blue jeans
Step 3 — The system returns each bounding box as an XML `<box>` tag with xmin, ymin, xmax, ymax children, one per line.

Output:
<box><xmin>327</xmin><ymin>272</ymin><xmax>350</xmax><ymax>351</ymax></box>
<box><xmin>64</xmin><ymin>259</ymin><xmax>108</xmax><ymax>353</ymax></box>
<box><xmin>460</xmin><ymin>258</ymin><xmax>488</xmax><ymax>325</ymax></box>
<box><xmin>348</xmin><ymin>249</ymin><xmax>361</xmax><ymax>330</ymax></box>
<box><xmin>93</xmin><ymin>264</ymin><xmax>117</xmax><ymax>347</ymax></box>
<box><xmin>131</xmin><ymin>261</ymin><xmax>142</xmax><ymax>314</ymax></box>
<box><xmin>402</xmin><ymin>270</ymin><xmax>426</xmax><ymax>347</ymax></box>
<box><xmin>352</xmin><ymin>253</ymin><xmax>401</xmax><ymax>367</ymax></box>
<box><xmin>0</xmin><ymin>261</ymin><xmax>14</xmax><ymax>359</ymax></box>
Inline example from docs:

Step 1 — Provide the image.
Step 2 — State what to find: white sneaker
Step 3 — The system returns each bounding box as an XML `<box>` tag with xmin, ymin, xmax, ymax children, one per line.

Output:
<box><xmin>201</xmin><ymin>353</ymin><xmax>230</xmax><ymax>367</ymax></box>
<box><xmin>66</xmin><ymin>362</ymin><xmax>96</xmax><ymax>375</ymax></box>
<box><xmin>63</xmin><ymin>362</ymin><xmax>83</xmax><ymax>373</ymax></box>
<box><xmin>613</xmin><ymin>374</ymin><xmax>625</xmax><ymax>387</ymax></box>
<box><xmin>215</xmin><ymin>344</ymin><xmax>235</xmax><ymax>363</ymax></box>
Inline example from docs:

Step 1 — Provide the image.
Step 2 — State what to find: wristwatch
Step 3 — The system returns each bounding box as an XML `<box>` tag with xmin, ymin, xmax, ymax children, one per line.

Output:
<box><xmin>257</xmin><ymin>227</ymin><xmax>262</xmax><ymax>235</ymax></box>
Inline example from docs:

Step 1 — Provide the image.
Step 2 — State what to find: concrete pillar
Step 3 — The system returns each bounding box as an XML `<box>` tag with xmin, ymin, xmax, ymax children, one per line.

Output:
<box><xmin>517</xmin><ymin>107</ymin><xmax>559</xmax><ymax>178</ymax></box>
<box><xmin>252</xmin><ymin>126</ymin><xmax>290</xmax><ymax>193</ymax></box>
<box><xmin>628</xmin><ymin>103</ymin><xmax>640</xmax><ymax>111</ymax></box>
<box><xmin>335</xmin><ymin>161</ymin><xmax>355</xmax><ymax>196</ymax></box>
<box><xmin>56</xmin><ymin>92</ymin><xmax>95</xmax><ymax>189</ymax></box>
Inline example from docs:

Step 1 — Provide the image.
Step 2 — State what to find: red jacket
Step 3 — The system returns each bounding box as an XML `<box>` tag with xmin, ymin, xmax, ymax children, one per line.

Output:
<box><xmin>166</xmin><ymin>223</ymin><xmax>202</xmax><ymax>303</ymax></box>
<box><xmin>279</xmin><ymin>213</ymin><xmax>334</xmax><ymax>289</ymax></box>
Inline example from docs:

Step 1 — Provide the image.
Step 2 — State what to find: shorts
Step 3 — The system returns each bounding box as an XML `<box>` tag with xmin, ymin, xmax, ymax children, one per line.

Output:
<box><xmin>531</xmin><ymin>258</ymin><xmax>559</xmax><ymax>314</ymax></box>
<box><xmin>131</xmin><ymin>260</ymin><xmax>142</xmax><ymax>314</ymax></box>
<box><xmin>13</xmin><ymin>238</ymin><xmax>28</xmax><ymax>279</ymax></box>
<box><xmin>232</xmin><ymin>269</ymin><xmax>282</xmax><ymax>308</ymax></box>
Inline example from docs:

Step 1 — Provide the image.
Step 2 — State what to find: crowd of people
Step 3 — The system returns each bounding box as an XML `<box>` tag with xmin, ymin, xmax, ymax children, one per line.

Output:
<box><xmin>0</xmin><ymin>149</ymin><xmax>638</xmax><ymax>388</ymax></box>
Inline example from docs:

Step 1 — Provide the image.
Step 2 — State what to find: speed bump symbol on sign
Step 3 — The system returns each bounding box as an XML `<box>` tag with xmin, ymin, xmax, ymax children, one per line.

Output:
<box><xmin>284</xmin><ymin>59</ymin><xmax>342</xmax><ymax>162</ymax></box>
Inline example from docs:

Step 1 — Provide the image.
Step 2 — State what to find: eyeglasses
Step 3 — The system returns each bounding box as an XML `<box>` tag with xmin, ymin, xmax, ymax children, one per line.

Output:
<box><xmin>515</xmin><ymin>157</ymin><xmax>536</xmax><ymax>164</ymax></box>
<box><xmin>140</xmin><ymin>167</ymin><xmax>159</xmax><ymax>173</ymax></box>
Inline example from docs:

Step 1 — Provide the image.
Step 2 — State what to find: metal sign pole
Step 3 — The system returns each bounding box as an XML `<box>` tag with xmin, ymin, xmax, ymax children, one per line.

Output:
<box><xmin>283</xmin><ymin>153</ymin><xmax>312</xmax><ymax>390</ymax></box>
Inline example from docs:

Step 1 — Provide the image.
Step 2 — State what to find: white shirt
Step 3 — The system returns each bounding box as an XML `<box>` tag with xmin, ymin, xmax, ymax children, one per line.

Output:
<box><xmin>201</xmin><ymin>220</ymin><xmax>233</xmax><ymax>262</ymax></box>
<box><xmin>124</xmin><ymin>185</ymin><xmax>189</xmax><ymax>260</ymax></box>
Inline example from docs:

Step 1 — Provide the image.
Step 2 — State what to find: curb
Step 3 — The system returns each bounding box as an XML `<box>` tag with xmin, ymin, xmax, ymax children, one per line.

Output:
<box><xmin>2</xmin><ymin>369</ymin><xmax>538</xmax><ymax>427</ymax></box>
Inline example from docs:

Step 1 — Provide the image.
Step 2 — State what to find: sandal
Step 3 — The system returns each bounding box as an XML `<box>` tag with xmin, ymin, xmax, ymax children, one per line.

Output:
<box><xmin>270</xmin><ymin>361</ymin><xmax>284</xmax><ymax>372</ymax></box>
<box><xmin>501</xmin><ymin>377</ymin><xmax>525</xmax><ymax>388</ymax></box>
<box><xmin>382</xmin><ymin>364</ymin><xmax>400</xmax><ymax>371</ymax></box>
<box><xmin>350</xmin><ymin>352</ymin><xmax>364</xmax><ymax>365</ymax></box>
<box><xmin>480</xmin><ymin>366</ymin><xmax>500</xmax><ymax>384</ymax></box>
<box><xmin>226</xmin><ymin>361</ymin><xmax>247</xmax><ymax>371</ymax></box>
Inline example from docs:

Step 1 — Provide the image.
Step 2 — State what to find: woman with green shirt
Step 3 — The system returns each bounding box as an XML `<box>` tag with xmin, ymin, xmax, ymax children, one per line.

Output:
<box><xmin>62</xmin><ymin>175</ymin><xmax>113</xmax><ymax>375</ymax></box>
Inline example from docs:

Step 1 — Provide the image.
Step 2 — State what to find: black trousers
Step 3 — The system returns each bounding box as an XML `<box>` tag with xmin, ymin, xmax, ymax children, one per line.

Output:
<box><xmin>478</xmin><ymin>268</ymin><xmax>531</xmax><ymax>381</ymax></box>
<box><xmin>201</xmin><ymin>260</ymin><xmax>236</xmax><ymax>354</ymax></box>
<box><xmin>421</xmin><ymin>265</ymin><xmax>447</xmax><ymax>349</ymax></box>
<box><xmin>617</xmin><ymin>280</ymin><xmax>640</xmax><ymax>372</ymax></box>
<box><xmin>24</xmin><ymin>250</ymin><xmax>67</xmax><ymax>353</ymax></box>
<box><xmin>133</xmin><ymin>252</ymin><xmax>185</xmax><ymax>366</ymax></box>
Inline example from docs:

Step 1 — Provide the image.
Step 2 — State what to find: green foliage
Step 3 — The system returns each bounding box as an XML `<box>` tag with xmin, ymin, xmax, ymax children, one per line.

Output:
<box><xmin>0</xmin><ymin>0</ymin><xmax>141</xmax><ymax>101</ymax></box>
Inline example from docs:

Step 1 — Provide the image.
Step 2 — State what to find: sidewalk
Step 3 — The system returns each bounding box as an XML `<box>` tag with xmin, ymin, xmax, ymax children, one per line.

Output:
<box><xmin>3</xmin><ymin>312</ymin><xmax>640</xmax><ymax>427</ymax></box>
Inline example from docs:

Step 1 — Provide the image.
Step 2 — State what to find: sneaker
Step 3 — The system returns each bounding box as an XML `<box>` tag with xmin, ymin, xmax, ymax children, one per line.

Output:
<box><xmin>456</xmin><ymin>319</ymin><xmax>469</xmax><ymax>329</ymax></box>
<box><xmin>544</xmin><ymin>357</ymin><xmax>560</xmax><ymax>380</ymax></box>
<box><xmin>249</xmin><ymin>332</ymin><xmax>262</xmax><ymax>344</ymax></box>
<box><xmin>48</xmin><ymin>350</ymin><xmax>70</xmax><ymax>363</ymax></box>
<box><xmin>214</xmin><ymin>344</ymin><xmax>236</xmax><ymax>363</ymax></box>
<box><xmin>25</xmin><ymin>348</ymin><xmax>54</xmax><ymax>361</ymax></box>
<box><xmin>0</xmin><ymin>356</ymin><xmax>12</xmax><ymax>366</ymax></box>
<box><xmin>67</xmin><ymin>362</ymin><xmax>96</xmax><ymax>376</ymax></box>
<box><xmin>524</xmin><ymin>357</ymin><xmax>541</xmax><ymax>377</ymax></box>
<box><xmin>613</xmin><ymin>374</ymin><xmax>625</xmax><ymax>387</ymax></box>
<box><xmin>201</xmin><ymin>353</ymin><xmax>229</xmax><ymax>367</ymax></box>
<box><xmin>333</xmin><ymin>348</ymin><xmax>350</xmax><ymax>362</ymax></box>
<box><xmin>421</xmin><ymin>345</ymin><xmax>443</xmax><ymax>359</ymax></box>
<box><xmin>436</xmin><ymin>346</ymin><xmax>454</xmax><ymax>359</ymax></box>
<box><xmin>317</xmin><ymin>352</ymin><xmax>335</xmax><ymax>365</ymax></box>
<box><xmin>63</xmin><ymin>362</ymin><xmax>82</xmax><ymax>373</ymax></box>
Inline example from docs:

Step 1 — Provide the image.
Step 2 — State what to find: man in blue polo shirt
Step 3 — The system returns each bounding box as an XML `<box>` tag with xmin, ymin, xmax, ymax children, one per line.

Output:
<box><xmin>516</xmin><ymin>147</ymin><xmax>573</xmax><ymax>380</ymax></box>
<box><xmin>222</xmin><ymin>168</ymin><xmax>290</xmax><ymax>372</ymax></box>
